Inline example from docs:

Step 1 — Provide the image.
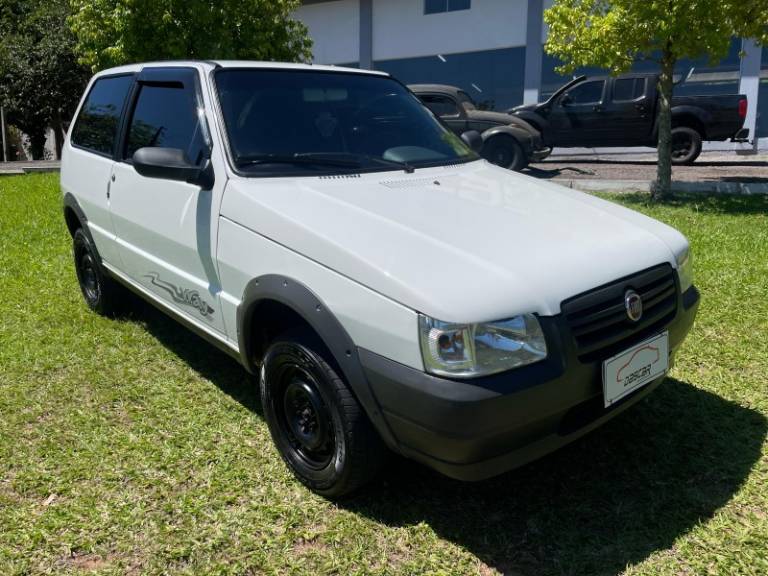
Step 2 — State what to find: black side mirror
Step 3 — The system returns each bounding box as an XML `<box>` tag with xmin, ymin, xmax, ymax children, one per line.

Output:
<box><xmin>133</xmin><ymin>147</ymin><xmax>214</xmax><ymax>189</ymax></box>
<box><xmin>460</xmin><ymin>130</ymin><xmax>483</xmax><ymax>153</ymax></box>
<box><xmin>560</xmin><ymin>93</ymin><xmax>572</xmax><ymax>106</ymax></box>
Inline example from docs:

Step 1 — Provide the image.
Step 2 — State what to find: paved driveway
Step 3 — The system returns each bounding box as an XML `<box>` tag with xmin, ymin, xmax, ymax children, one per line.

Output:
<box><xmin>525</xmin><ymin>151</ymin><xmax>768</xmax><ymax>183</ymax></box>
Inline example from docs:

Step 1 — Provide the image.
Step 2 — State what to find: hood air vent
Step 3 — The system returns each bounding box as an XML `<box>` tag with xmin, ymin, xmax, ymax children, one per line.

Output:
<box><xmin>379</xmin><ymin>177</ymin><xmax>438</xmax><ymax>189</ymax></box>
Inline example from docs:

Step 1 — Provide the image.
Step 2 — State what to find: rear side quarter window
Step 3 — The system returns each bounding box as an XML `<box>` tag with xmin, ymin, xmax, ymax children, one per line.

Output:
<box><xmin>613</xmin><ymin>78</ymin><xmax>646</xmax><ymax>102</ymax></box>
<box><xmin>420</xmin><ymin>94</ymin><xmax>460</xmax><ymax>117</ymax></box>
<box><xmin>71</xmin><ymin>75</ymin><xmax>134</xmax><ymax>157</ymax></box>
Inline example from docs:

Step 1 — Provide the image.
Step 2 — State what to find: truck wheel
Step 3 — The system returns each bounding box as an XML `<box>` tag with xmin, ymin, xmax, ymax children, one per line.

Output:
<box><xmin>670</xmin><ymin>127</ymin><xmax>702</xmax><ymax>165</ymax></box>
<box><xmin>72</xmin><ymin>228</ymin><xmax>123</xmax><ymax>316</ymax></box>
<box><xmin>483</xmin><ymin>137</ymin><xmax>527</xmax><ymax>171</ymax></box>
<box><xmin>260</xmin><ymin>329</ymin><xmax>386</xmax><ymax>498</ymax></box>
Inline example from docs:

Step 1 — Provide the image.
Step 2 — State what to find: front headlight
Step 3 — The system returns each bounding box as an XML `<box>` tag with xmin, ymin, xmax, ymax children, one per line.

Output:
<box><xmin>419</xmin><ymin>314</ymin><xmax>547</xmax><ymax>378</ymax></box>
<box><xmin>676</xmin><ymin>247</ymin><xmax>694</xmax><ymax>292</ymax></box>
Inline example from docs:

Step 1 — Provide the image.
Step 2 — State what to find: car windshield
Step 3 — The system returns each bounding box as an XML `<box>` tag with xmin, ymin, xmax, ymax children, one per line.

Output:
<box><xmin>214</xmin><ymin>69</ymin><xmax>476</xmax><ymax>176</ymax></box>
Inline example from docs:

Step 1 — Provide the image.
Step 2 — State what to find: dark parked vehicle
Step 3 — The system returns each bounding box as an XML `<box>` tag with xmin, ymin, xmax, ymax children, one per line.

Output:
<box><xmin>510</xmin><ymin>73</ymin><xmax>749</xmax><ymax>164</ymax></box>
<box><xmin>410</xmin><ymin>84</ymin><xmax>551</xmax><ymax>171</ymax></box>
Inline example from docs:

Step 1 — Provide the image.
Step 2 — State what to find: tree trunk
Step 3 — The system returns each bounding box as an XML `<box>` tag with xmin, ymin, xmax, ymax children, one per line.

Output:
<box><xmin>652</xmin><ymin>50</ymin><xmax>676</xmax><ymax>201</ymax></box>
<box><xmin>53</xmin><ymin>110</ymin><xmax>64</xmax><ymax>160</ymax></box>
<box><xmin>28</xmin><ymin>131</ymin><xmax>47</xmax><ymax>160</ymax></box>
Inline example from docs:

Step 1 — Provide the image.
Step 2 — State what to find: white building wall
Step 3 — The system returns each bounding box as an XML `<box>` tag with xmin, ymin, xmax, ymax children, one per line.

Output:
<box><xmin>295</xmin><ymin>0</ymin><xmax>360</xmax><ymax>64</ymax></box>
<box><xmin>372</xmin><ymin>0</ymin><xmax>527</xmax><ymax>61</ymax></box>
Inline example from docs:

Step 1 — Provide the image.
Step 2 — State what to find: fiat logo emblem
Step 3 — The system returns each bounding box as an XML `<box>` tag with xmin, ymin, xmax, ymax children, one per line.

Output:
<box><xmin>625</xmin><ymin>290</ymin><xmax>643</xmax><ymax>322</ymax></box>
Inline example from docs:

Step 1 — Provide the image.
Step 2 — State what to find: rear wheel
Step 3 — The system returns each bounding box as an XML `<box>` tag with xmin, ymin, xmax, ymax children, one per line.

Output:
<box><xmin>73</xmin><ymin>228</ymin><xmax>123</xmax><ymax>316</ymax></box>
<box><xmin>260</xmin><ymin>329</ymin><xmax>386</xmax><ymax>498</ymax></box>
<box><xmin>670</xmin><ymin>126</ymin><xmax>702</xmax><ymax>165</ymax></box>
<box><xmin>482</xmin><ymin>137</ymin><xmax>527</xmax><ymax>171</ymax></box>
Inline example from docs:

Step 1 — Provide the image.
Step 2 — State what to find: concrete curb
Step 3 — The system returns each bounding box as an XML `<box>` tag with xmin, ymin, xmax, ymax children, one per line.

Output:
<box><xmin>552</xmin><ymin>178</ymin><xmax>768</xmax><ymax>195</ymax></box>
<box><xmin>0</xmin><ymin>163</ymin><xmax>61</xmax><ymax>176</ymax></box>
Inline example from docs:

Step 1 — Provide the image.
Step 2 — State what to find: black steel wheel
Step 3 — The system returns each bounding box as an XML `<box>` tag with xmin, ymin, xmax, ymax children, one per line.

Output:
<box><xmin>670</xmin><ymin>126</ymin><xmax>702</xmax><ymax>165</ymax></box>
<box><xmin>279</xmin><ymin>368</ymin><xmax>335</xmax><ymax>470</ymax></box>
<box><xmin>261</xmin><ymin>329</ymin><xmax>386</xmax><ymax>498</ymax></box>
<box><xmin>73</xmin><ymin>228</ymin><xmax>123</xmax><ymax>316</ymax></box>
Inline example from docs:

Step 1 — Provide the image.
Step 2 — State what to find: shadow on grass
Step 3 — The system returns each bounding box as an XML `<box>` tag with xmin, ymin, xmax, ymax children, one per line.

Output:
<box><xmin>125</xmin><ymin>298</ymin><xmax>765</xmax><ymax>576</ymax></box>
<box><xmin>344</xmin><ymin>379</ymin><xmax>765</xmax><ymax>575</ymax></box>
<box><xmin>123</xmin><ymin>296</ymin><xmax>262</xmax><ymax>414</ymax></box>
<box><xmin>607</xmin><ymin>191</ymin><xmax>768</xmax><ymax>215</ymax></box>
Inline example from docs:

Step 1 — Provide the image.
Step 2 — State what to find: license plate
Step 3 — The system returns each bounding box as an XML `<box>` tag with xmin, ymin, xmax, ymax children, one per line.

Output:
<box><xmin>602</xmin><ymin>332</ymin><xmax>669</xmax><ymax>408</ymax></box>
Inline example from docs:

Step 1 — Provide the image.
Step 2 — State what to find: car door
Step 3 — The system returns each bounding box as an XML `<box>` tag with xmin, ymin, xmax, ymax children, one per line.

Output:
<box><xmin>63</xmin><ymin>73</ymin><xmax>136</xmax><ymax>267</ymax></box>
<box><xmin>418</xmin><ymin>93</ymin><xmax>468</xmax><ymax>135</ymax></box>
<box><xmin>108</xmin><ymin>66</ymin><xmax>227</xmax><ymax>334</ymax></box>
<box><xmin>598</xmin><ymin>77</ymin><xmax>654</xmax><ymax>145</ymax></box>
<box><xmin>547</xmin><ymin>79</ymin><xmax>607</xmax><ymax>146</ymax></box>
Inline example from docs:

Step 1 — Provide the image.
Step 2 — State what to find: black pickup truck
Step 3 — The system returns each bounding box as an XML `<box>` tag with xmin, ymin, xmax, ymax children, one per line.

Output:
<box><xmin>510</xmin><ymin>73</ymin><xmax>749</xmax><ymax>164</ymax></box>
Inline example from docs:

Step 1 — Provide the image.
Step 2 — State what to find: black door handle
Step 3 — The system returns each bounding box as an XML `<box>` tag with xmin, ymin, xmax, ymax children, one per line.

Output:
<box><xmin>593</xmin><ymin>105</ymin><xmax>603</xmax><ymax>112</ymax></box>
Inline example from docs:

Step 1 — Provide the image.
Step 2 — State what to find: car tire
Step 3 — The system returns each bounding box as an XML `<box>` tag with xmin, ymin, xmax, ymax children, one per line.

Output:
<box><xmin>260</xmin><ymin>329</ymin><xmax>386</xmax><ymax>498</ymax></box>
<box><xmin>72</xmin><ymin>228</ymin><xmax>123</xmax><ymax>316</ymax></box>
<box><xmin>670</xmin><ymin>127</ymin><xmax>702</xmax><ymax>165</ymax></box>
<box><xmin>483</xmin><ymin>137</ymin><xmax>527</xmax><ymax>171</ymax></box>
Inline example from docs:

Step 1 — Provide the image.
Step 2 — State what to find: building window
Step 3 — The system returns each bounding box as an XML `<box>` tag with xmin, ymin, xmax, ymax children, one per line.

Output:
<box><xmin>425</xmin><ymin>0</ymin><xmax>471</xmax><ymax>15</ymax></box>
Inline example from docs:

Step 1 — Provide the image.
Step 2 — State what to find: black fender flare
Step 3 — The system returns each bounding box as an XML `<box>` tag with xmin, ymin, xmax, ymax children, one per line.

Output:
<box><xmin>62</xmin><ymin>192</ymin><xmax>103</xmax><ymax>264</ymax></box>
<box><xmin>481</xmin><ymin>125</ymin><xmax>533</xmax><ymax>154</ymax></box>
<box><xmin>236</xmin><ymin>274</ymin><xmax>399</xmax><ymax>449</ymax></box>
<box><xmin>671</xmin><ymin>105</ymin><xmax>710</xmax><ymax>127</ymax></box>
<box><xmin>652</xmin><ymin>106</ymin><xmax>710</xmax><ymax>139</ymax></box>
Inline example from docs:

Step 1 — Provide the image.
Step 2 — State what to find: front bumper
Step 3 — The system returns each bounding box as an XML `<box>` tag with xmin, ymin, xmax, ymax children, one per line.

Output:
<box><xmin>360</xmin><ymin>285</ymin><xmax>699</xmax><ymax>481</ymax></box>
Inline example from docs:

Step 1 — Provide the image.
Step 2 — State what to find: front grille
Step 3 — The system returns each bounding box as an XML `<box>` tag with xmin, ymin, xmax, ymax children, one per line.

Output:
<box><xmin>561</xmin><ymin>264</ymin><xmax>678</xmax><ymax>363</ymax></box>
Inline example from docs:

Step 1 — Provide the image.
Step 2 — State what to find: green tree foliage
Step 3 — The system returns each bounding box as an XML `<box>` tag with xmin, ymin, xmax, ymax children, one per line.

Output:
<box><xmin>544</xmin><ymin>0</ymin><xmax>767</xmax><ymax>199</ymax></box>
<box><xmin>0</xmin><ymin>0</ymin><xmax>90</xmax><ymax>159</ymax></box>
<box><xmin>68</xmin><ymin>0</ymin><xmax>313</xmax><ymax>72</ymax></box>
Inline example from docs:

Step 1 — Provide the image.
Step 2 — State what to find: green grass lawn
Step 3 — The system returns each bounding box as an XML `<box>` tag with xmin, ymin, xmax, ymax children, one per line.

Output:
<box><xmin>1</xmin><ymin>173</ymin><xmax>766</xmax><ymax>575</ymax></box>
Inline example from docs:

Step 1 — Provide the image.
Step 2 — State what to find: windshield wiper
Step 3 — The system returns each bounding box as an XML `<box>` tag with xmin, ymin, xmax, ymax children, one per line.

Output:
<box><xmin>296</xmin><ymin>152</ymin><xmax>415</xmax><ymax>174</ymax></box>
<box><xmin>236</xmin><ymin>152</ymin><xmax>416</xmax><ymax>174</ymax></box>
<box><xmin>235</xmin><ymin>153</ymin><xmax>360</xmax><ymax>169</ymax></box>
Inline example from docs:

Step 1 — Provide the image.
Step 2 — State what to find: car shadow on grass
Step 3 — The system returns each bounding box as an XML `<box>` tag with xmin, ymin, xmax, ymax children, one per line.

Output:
<box><xmin>125</xmin><ymin>299</ymin><xmax>765</xmax><ymax>576</ymax></box>
<box><xmin>343</xmin><ymin>379</ymin><xmax>765</xmax><ymax>575</ymax></box>
<box><xmin>123</xmin><ymin>296</ymin><xmax>262</xmax><ymax>414</ymax></box>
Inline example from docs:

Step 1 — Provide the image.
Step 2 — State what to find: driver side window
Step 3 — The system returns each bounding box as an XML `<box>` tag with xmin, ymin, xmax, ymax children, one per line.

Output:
<box><xmin>564</xmin><ymin>80</ymin><xmax>605</xmax><ymax>105</ymax></box>
<box><xmin>124</xmin><ymin>83</ymin><xmax>206</xmax><ymax>164</ymax></box>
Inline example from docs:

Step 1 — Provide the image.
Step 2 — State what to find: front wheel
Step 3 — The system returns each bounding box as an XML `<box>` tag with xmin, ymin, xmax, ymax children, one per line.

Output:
<box><xmin>482</xmin><ymin>137</ymin><xmax>527</xmax><ymax>171</ymax></box>
<box><xmin>670</xmin><ymin>127</ymin><xmax>702</xmax><ymax>165</ymax></box>
<box><xmin>260</xmin><ymin>330</ymin><xmax>386</xmax><ymax>498</ymax></box>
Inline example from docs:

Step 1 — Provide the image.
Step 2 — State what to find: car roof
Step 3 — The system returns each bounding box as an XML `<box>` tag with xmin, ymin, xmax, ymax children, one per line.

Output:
<box><xmin>408</xmin><ymin>84</ymin><xmax>464</xmax><ymax>95</ymax></box>
<box><xmin>93</xmin><ymin>60</ymin><xmax>389</xmax><ymax>78</ymax></box>
<box><xmin>578</xmin><ymin>72</ymin><xmax>658</xmax><ymax>81</ymax></box>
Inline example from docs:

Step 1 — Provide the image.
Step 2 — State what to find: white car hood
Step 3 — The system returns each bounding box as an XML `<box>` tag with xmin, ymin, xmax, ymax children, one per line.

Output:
<box><xmin>221</xmin><ymin>161</ymin><xmax>687</xmax><ymax>322</ymax></box>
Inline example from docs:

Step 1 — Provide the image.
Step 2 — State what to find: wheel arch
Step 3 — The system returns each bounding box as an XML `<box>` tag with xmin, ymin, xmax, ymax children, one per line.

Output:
<box><xmin>481</xmin><ymin>125</ymin><xmax>532</xmax><ymax>150</ymax></box>
<box><xmin>62</xmin><ymin>192</ymin><xmax>103</xmax><ymax>264</ymax></box>
<box><xmin>671</xmin><ymin>107</ymin><xmax>708</xmax><ymax>139</ymax></box>
<box><xmin>236</xmin><ymin>275</ymin><xmax>399</xmax><ymax>449</ymax></box>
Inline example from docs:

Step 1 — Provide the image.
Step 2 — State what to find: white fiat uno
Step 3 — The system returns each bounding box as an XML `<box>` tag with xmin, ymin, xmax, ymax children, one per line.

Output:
<box><xmin>61</xmin><ymin>61</ymin><xmax>699</xmax><ymax>497</ymax></box>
